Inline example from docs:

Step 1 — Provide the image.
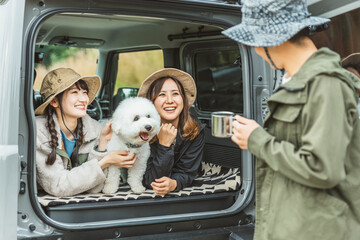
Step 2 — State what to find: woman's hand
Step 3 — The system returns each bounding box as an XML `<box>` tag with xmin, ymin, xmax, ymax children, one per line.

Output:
<box><xmin>98</xmin><ymin>120</ymin><xmax>113</xmax><ymax>151</ymax></box>
<box><xmin>151</xmin><ymin>176</ymin><xmax>177</xmax><ymax>196</ymax></box>
<box><xmin>99</xmin><ymin>151</ymin><xmax>136</xmax><ymax>169</ymax></box>
<box><xmin>231</xmin><ymin>115</ymin><xmax>260</xmax><ymax>150</ymax></box>
<box><xmin>157</xmin><ymin>123</ymin><xmax>177</xmax><ymax>147</ymax></box>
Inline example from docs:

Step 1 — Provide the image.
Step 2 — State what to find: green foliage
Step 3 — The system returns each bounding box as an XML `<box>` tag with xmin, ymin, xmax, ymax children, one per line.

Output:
<box><xmin>37</xmin><ymin>46</ymin><xmax>79</xmax><ymax>67</ymax></box>
<box><xmin>114</xmin><ymin>50</ymin><xmax>164</xmax><ymax>93</ymax></box>
<box><xmin>34</xmin><ymin>46</ymin><xmax>163</xmax><ymax>96</ymax></box>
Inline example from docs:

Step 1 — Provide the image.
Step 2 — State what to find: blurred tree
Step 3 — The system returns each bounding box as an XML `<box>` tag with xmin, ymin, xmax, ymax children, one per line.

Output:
<box><xmin>114</xmin><ymin>49</ymin><xmax>164</xmax><ymax>93</ymax></box>
<box><xmin>36</xmin><ymin>46</ymin><xmax>79</xmax><ymax>67</ymax></box>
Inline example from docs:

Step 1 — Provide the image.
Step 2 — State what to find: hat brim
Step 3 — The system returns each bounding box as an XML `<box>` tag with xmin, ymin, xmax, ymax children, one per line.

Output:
<box><xmin>222</xmin><ymin>17</ymin><xmax>330</xmax><ymax>47</ymax></box>
<box><xmin>342</xmin><ymin>53</ymin><xmax>360</xmax><ymax>68</ymax></box>
<box><xmin>34</xmin><ymin>75</ymin><xmax>101</xmax><ymax>115</ymax></box>
<box><xmin>137</xmin><ymin>68</ymin><xmax>197</xmax><ymax>105</ymax></box>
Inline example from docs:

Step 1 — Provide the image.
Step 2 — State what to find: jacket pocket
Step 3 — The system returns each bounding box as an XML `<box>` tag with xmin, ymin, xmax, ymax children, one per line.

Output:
<box><xmin>272</xmin><ymin>104</ymin><xmax>302</xmax><ymax>122</ymax></box>
<box><xmin>317</xmin><ymin>189</ymin><xmax>348</xmax><ymax>214</ymax></box>
<box><xmin>270</xmin><ymin>104</ymin><xmax>302</xmax><ymax>146</ymax></box>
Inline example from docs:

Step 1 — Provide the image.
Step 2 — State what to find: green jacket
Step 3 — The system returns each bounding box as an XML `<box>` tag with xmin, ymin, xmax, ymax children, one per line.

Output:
<box><xmin>248</xmin><ymin>48</ymin><xmax>360</xmax><ymax>240</ymax></box>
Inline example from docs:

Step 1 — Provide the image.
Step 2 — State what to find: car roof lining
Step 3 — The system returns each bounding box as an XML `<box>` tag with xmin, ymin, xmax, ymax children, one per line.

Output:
<box><xmin>36</xmin><ymin>12</ymin><xmax>224</xmax><ymax>51</ymax></box>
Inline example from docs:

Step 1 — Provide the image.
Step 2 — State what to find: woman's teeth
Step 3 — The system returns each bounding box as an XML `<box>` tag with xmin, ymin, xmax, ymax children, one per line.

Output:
<box><xmin>164</xmin><ymin>107</ymin><xmax>175</xmax><ymax>111</ymax></box>
<box><xmin>75</xmin><ymin>105</ymin><xmax>85</xmax><ymax>109</ymax></box>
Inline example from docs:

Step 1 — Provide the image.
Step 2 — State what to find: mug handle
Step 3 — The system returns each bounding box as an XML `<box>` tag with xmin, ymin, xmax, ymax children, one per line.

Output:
<box><xmin>228</xmin><ymin>116</ymin><xmax>236</xmax><ymax>137</ymax></box>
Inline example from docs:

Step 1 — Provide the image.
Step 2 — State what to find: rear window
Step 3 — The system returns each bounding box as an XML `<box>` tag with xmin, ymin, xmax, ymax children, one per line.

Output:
<box><xmin>194</xmin><ymin>48</ymin><xmax>243</xmax><ymax>113</ymax></box>
<box><xmin>114</xmin><ymin>49</ymin><xmax>164</xmax><ymax>93</ymax></box>
<box><xmin>34</xmin><ymin>46</ymin><xmax>99</xmax><ymax>90</ymax></box>
<box><xmin>112</xmin><ymin>49</ymin><xmax>164</xmax><ymax>111</ymax></box>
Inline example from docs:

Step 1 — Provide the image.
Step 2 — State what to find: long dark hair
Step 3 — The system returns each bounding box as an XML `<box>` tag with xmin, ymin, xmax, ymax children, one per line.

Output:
<box><xmin>44</xmin><ymin>80</ymin><xmax>88</xmax><ymax>168</ymax></box>
<box><xmin>146</xmin><ymin>76</ymin><xmax>200</xmax><ymax>140</ymax></box>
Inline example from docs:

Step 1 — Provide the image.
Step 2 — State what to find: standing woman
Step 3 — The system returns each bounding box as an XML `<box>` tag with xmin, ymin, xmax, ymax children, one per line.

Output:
<box><xmin>223</xmin><ymin>0</ymin><xmax>360</xmax><ymax>239</ymax></box>
<box><xmin>35</xmin><ymin>68</ymin><xmax>136</xmax><ymax>197</ymax></box>
<box><xmin>138</xmin><ymin>68</ymin><xmax>205</xmax><ymax>195</ymax></box>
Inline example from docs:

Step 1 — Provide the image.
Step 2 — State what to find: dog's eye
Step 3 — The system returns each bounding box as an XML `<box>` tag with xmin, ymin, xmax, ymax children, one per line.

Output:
<box><xmin>146</xmin><ymin>114</ymin><xmax>150</xmax><ymax>118</ymax></box>
<box><xmin>134</xmin><ymin>115</ymin><xmax>140</xmax><ymax>121</ymax></box>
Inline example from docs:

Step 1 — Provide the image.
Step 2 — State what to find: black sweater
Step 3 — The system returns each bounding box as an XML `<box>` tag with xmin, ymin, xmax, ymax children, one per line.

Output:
<box><xmin>143</xmin><ymin>124</ymin><xmax>205</xmax><ymax>191</ymax></box>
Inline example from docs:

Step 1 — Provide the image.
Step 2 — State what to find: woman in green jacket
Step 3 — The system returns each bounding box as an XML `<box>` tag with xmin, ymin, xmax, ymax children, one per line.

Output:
<box><xmin>223</xmin><ymin>0</ymin><xmax>360</xmax><ymax>239</ymax></box>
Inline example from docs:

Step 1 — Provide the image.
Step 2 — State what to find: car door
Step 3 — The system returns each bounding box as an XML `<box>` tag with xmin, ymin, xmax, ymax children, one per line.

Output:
<box><xmin>0</xmin><ymin>1</ymin><xmax>26</xmax><ymax>240</ymax></box>
<box><xmin>14</xmin><ymin>0</ymin><xmax>360</xmax><ymax>239</ymax></box>
<box><xmin>17</xmin><ymin>1</ymin><xmax>259</xmax><ymax>239</ymax></box>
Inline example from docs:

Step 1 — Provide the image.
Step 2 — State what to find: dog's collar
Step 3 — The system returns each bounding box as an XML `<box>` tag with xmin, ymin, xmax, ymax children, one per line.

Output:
<box><xmin>125</xmin><ymin>143</ymin><xmax>142</xmax><ymax>148</ymax></box>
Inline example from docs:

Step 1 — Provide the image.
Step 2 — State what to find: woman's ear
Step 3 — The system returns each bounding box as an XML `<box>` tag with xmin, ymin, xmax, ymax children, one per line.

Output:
<box><xmin>49</xmin><ymin>97</ymin><xmax>59</xmax><ymax>108</ymax></box>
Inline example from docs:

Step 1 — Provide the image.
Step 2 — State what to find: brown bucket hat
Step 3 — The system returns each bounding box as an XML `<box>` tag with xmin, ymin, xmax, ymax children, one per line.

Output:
<box><xmin>34</xmin><ymin>68</ymin><xmax>101</xmax><ymax>115</ymax></box>
<box><xmin>342</xmin><ymin>53</ymin><xmax>360</xmax><ymax>68</ymax></box>
<box><xmin>137</xmin><ymin>68</ymin><xmax>197</xmax><ymax>105</ymax></box>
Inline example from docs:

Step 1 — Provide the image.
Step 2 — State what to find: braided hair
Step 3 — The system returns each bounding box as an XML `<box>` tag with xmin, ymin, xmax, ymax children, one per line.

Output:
<box><xmin>45</xmin><ymin>106</ymin><xmax>58</xmax><ymax>165</ymax></box>
<box><xmin>44</xmin><ymin>80</ymin><xmax>88</xmax><ymax>168</ymax></box>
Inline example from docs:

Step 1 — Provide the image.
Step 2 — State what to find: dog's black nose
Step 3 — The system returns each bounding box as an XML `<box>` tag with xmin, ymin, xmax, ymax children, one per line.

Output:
<box><xmin>145</xmin><ymin>125</ymin><xmax>152</xmax><ymax>131</ymax></box>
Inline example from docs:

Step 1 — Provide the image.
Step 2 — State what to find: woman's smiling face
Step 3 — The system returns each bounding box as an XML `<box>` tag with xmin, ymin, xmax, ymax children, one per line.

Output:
<box><xmin>153</xmin><ymin>78</ymin><xmax>184</xmax><ymax>126</ymax></box>
<box><xmin>59</xmin><ymin>84</ymin><xmax>89</xmax><ymax>120</ymax></box>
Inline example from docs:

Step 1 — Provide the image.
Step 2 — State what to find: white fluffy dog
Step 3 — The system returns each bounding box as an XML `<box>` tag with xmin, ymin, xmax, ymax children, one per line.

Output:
<box><xmin>102</xmin><ymin>97</ymin><xmax>160</xmax><ymax>194</ymax></box>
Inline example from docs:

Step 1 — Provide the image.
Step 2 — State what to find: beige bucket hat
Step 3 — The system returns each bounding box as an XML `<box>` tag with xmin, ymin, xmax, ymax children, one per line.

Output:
<box><xmin>137</xmin><ymin>68</ymin><xmax>197</xmax><ymax>105</ymax></box>
<box><xmin>34</xmin><ymin>68</ymin><xmax>101</xmax><ymax>115</ymax></box>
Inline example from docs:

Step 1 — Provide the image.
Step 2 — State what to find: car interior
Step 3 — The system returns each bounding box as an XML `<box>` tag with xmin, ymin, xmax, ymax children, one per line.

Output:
<box><xmin>32</xmin><ymin>10</ymin><xmax>250</xmax><ymax>225</ymax></box>
<box><xmin>28</xmin><ymin>1</ymin><xmax>359</xmax><ymax>235</ymax></box>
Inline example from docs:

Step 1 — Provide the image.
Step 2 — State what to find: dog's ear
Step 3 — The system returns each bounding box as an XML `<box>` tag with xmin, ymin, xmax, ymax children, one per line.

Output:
<box><xmin>111</xmin><ymin>120</ymin><xmax>122</xmax><ymax>135</ymax></box>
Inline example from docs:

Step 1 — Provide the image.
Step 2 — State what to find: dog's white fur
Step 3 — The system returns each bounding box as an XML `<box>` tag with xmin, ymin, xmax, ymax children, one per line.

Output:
<box><xmin>102</xmin><ymin>97</ymin><xmax>160</xmax><ymax>194</ymax></box>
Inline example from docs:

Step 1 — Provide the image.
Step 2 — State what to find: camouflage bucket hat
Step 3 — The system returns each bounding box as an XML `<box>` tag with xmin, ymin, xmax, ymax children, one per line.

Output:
<box><xmin>137</xmin><ymin>68</ymin><xmax>197</xmax><ymax>105</ymax></box>
<box><xmin>222</xmin><ymin>0</ymin><xmax>330</xmax><ymax>47</ymax></box>
<box><xmin>34</xmin><ymin>68</ymin><xmax>101</xmax><ymax>115</ymax></box>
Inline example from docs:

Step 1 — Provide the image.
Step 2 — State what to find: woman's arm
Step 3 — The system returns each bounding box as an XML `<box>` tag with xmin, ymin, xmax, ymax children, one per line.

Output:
<box><xmin>142</xmin><ymin>143</ymin><xmax>175</xmax><ymax>188</ymax></box>
<box><xmin>36</xmin><ymin>137</ymin><xmax>106</xmax><ymax>197</ymax></box>
<box><xmin>144</xmin><ymin>127</ymin><xmax>205</xmax><ymax>193</ymax></box>
<box><xmin>142</xmin><ymin>123</ymin><xmax>179</xmax><ymax>187</ymax></box>
<box><xmin>87</xmin><ymin>118</ymin><xmax>111</xmax><ymax>160</ymax></box>
<box><xmin>36</xmin><ymin>116</ymin><xmax>137</xmax><ymax>196</ymax></box>
<box><xmin>97</xmin><ymin>119</ymin><xmax>112</xmax><ymax>151</ymax></box>
<box><xmin>170</xmin><ymin>128</ymin><xmax>205</xmax><ymax>190</ymax></box>
<box><xmin>35</xmin><ymin>116</ymin><xmax>107</xmax><ymax>197</ymax></box>
<box><xmin>248</xmin><ymin>77</ymin><xmax>357</xmax><ymax>189</ymax></box>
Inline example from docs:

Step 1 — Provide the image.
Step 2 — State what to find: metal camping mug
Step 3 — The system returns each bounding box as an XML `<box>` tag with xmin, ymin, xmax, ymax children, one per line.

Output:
<box><xmin>211</xmin><ymin>111</ymin><xmax>236</xmax><ymax>138</ymax></box>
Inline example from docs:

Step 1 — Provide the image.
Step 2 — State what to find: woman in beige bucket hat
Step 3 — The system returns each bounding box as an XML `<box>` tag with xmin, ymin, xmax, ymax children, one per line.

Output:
<box><xmin>138</xmin><ymin>68</ymin><xmax>205</xmax><ymax>195</ymax></box>
<box><xmin>36</xmin><ymin>68</ymin><xmax>136</xmax><ymax>197</ymax></box>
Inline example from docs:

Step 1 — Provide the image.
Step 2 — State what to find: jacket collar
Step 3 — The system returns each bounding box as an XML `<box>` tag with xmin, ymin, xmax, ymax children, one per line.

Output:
<box><xmin>269</xmin><ymin>48</ymin><xmax>355</xmax><ymax>105</ymax></box>
<box><xmin>286</xmin><ymin>48</ymin><xmax>341</xmax><ymax>86</ymax></box>
<box><xmin>81</xmin><ymin>115</ymin><xmax>100</xmax><ymax>142</ymax></box>
<box><xmin>279</xmin><ymin>48</ymin><xmax>339</xmax><ymax>89</ymax></box>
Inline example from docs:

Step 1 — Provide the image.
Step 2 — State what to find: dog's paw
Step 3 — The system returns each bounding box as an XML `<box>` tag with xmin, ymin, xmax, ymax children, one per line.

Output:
<box><xmin>102</xmin><ymin>184</ymin><xmax>118</xmax><ymax>194</ymax></box>
<box><xmin>131</xmin><ymin>185</ymin><xmax>146</xmax><ymax>194</ymax></box>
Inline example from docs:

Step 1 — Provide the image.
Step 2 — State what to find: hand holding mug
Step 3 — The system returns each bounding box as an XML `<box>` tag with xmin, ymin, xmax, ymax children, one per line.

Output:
<box><xmin>231</xmin><ymin>115</ymin><xmax>260</xmax><ymax>150</ymax></box>
<box><xmin>211</xmin><ymin>111</ymin><xmax>236</xmax><ymax>138</ymax></box>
